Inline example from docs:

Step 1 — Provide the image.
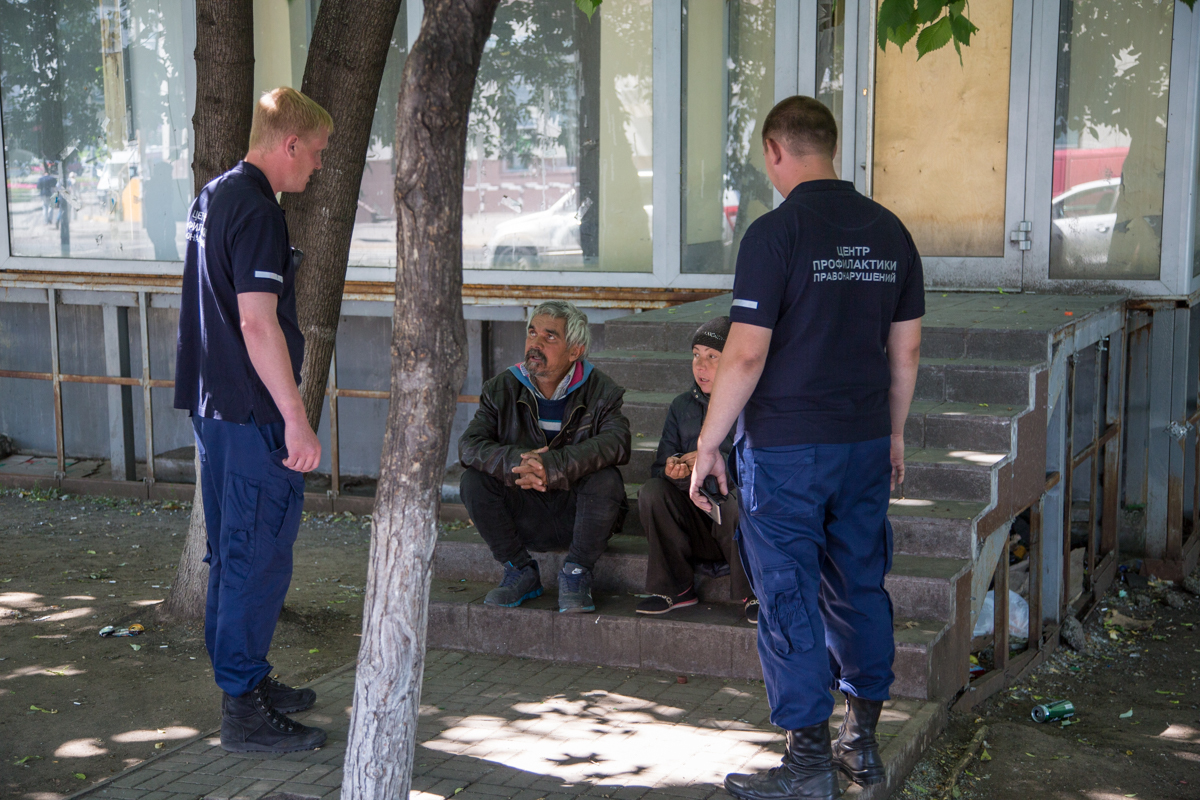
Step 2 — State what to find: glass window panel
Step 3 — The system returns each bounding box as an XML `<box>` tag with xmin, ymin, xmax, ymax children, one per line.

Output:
<box><xmin>457</xmin><ymin>0</ymin><xmax>652</xmax><ymax>273</ymax></box>
<box><xmin>1050</xmin><ymin>0</ymin><xmax>1173</xmax><ymax>280</ymax></box>
<box><xmin>872</xmin><ymin>0</ymin><xmax>1012</xmax><ymax>258</ymax></box>
<box><xmin>346</xmin><ymin>7</ymin><xmax>408</xmax><ymax>267</ymax></box>
<box><xmin>680</xmin><ymin>0</ymin><xmax>774</xmax><ymax>275</ymax></box>
<box><xmin>1</xmin><ymin>0</ymin><xmax>193</xmax><ymax>260</ymax></box>
<box><xmin>815</xmin><ymin>0</ymin><xmax>845</xmax><ymax>178</ymax></box>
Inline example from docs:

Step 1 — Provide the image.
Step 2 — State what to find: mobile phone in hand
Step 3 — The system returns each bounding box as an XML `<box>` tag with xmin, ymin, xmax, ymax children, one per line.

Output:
<box><xmin>697</xmin><ymin>475</ymin><xmax>726</xmax><ymax>525</ymax></box>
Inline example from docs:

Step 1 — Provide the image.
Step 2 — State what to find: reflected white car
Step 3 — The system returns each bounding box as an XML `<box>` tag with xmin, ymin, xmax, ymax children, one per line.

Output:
<box><xmin>1050</xmin><ymin>178</ymin><xmax>1120</xmax><ymax>269</ymax></box>
<box><xmin>487</xmin><ymin>190</ymin><xmax>582</xmax><ymax>269</ymax></box>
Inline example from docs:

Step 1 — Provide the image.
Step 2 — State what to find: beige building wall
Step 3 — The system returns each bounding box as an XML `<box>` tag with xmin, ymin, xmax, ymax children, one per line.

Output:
<box><xmin>685</xmin><ymin>0</ymin><xmax>727</xmax><ymax>247</ymax></box>
<box><xmin>253</xmin><ymin>0</ymin><xmax>296</xmax><ymax>99</ymax></box>
<box><xmin>872</xmin><ymin>0</ymin><xmax>1014</xmax><ymax>257</ymax></box>
<box><xmin>598</xmin><ymin>0</ymin><xmax>655</xmax><ymax>272</ymax></box>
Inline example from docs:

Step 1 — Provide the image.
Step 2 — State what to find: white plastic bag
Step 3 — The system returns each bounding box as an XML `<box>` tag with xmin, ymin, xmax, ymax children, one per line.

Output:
<box><xmin>972</xmin><ymin>590</ymin><xmax>1029</xmax><ymax>639</ymax></box>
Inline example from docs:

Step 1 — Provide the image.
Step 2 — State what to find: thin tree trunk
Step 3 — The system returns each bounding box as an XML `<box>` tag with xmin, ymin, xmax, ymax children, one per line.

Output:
<box><xmin>160</xmin><ymin>0</ymin><xmax>254</xmax><ymax>624</ymax></box>
<box><xmin>342</xmin><ymin>0</ymin><xmax>497</xmax><ymax>795</ymax></box>
<box><xmin>283</xmin><ymin>0</ymin><xmax>404</xmax><ymax>433</ymax></box>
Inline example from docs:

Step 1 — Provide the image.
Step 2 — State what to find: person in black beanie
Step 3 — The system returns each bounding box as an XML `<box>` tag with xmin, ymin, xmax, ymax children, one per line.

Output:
<box><xmin>635</xmin><ymin>316</ymin><xmax>757</xmax><ymax>623</ymax></box>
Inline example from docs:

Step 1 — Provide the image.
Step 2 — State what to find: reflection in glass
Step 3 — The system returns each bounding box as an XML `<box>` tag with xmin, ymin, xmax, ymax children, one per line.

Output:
<box><xmin>466</xmin><ymin>0</ymin><xmax>652</xmax><ymax>273</ymax></box>
<box><xmin>1</xmin><ymin>0</ymin><xmax>192</xmax><ymax>260</ymax></box>
<box><xmin>1050</xmin><ymin>0</ymin><xmax>1173</xmax><ymax>280</ymax></box>
<box><xmin>347</xmin><ymin>9</ymin><xmax>408</xmax><ymax>267</ymax></box>
<box><xmin>680</xmin><ymin>0</ymin><xmax>774</xmax><ymax>275</ymax></box>
<box><xmin>815</xmin><ymin>0</ymin><xmax>844</xmax><ymax>177</ymax></box>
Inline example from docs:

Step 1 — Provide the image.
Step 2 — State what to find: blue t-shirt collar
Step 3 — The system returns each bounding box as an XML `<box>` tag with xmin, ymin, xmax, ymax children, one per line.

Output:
<box><xmin>509</xmin><ymin>360</ymin><xmax>593</xmax><ymax>399</ymax></box>
<box><xmin>785</xmin><ymin>179</ymin><xmax>856</xmax><ymax>200</ymax></box>
<box><xmin>232</xmin><ymin>161</ymin><xmax>277</xmax><ymax>203</ymax></box>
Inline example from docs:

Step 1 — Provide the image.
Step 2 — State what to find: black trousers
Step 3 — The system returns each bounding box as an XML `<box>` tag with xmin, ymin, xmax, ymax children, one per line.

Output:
<box><xmin>638</xmin><ymin>476</ymin><xmax>751</xmax><ymax>601</ymax></box>
<box><xmin>459</xmin><ymin>466</ymin><xmax>625</xmax><ymax>571</ymax></box>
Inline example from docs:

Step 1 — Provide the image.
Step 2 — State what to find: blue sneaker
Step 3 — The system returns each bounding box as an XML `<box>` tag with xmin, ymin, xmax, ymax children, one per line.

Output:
<box><xmin>484</xmin><ymin>560</ymin><xmax>543</xmax><ymax>607</ymax></box>
<box><xmin>558</xmin><ymin>562</ymin><xmax>595</xmax><ymax>613</ymax></box>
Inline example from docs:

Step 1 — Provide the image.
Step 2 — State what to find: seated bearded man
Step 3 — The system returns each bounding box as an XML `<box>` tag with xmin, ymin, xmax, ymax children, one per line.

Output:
<box><xmin>458</xmin><ymin>301</ymin><xmax>631</xmax><ymax>613</ymax></box>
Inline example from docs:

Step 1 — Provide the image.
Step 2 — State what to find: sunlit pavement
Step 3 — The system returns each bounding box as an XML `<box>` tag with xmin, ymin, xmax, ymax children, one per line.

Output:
<box><xmin>70</xmin><ymin>650</ymin><xmax>941</xmax><ymax>800</ymax></box>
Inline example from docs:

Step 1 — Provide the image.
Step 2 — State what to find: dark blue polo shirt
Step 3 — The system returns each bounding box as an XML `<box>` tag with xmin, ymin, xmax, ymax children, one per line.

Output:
<box><xmin>729</xmin><ymin>179</ymin><xmax>924</xmax><ymax>447</ymax></box>
<box><xmin>173</xmin><ymin>161</ymin><xmax>304</xmax><ymax>425</ymax></box>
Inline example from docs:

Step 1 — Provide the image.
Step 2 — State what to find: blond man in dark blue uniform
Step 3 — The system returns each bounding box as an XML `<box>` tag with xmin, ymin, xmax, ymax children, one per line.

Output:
<box><xmin>175</xmin><ymin>87</ymin><xmax>332</xmax><ymax>753</ymax></box>
<box><xmin>691</xmin><ymin>96</ymin><xmax>924</xmax><ymax>800</ymax></box>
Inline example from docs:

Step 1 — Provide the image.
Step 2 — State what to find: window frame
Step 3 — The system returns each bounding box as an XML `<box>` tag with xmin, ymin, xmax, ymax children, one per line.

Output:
<box><xmin>0</xmin><ymin>0</ymin><xmax>199</xmax><ymax>279</ymax></box>
<box><xmin>1022</xmin><ymin>0</ymin><xmax>1200</xmax><ymax>296</ymax></box>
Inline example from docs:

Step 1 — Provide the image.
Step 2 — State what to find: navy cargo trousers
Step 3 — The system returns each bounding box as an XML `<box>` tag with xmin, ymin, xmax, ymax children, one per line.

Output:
<box><xmin>735</xmin><ymin>436</ymin><xmax>895</xmax><ymax>730</ymax></box>
<box><xmin>193</xmin><ymin>416</ymin><xmax>305</xmax><ymax>697</ymax></box>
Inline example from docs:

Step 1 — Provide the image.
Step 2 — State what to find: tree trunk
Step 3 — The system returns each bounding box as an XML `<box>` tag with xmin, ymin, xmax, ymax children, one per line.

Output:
<box><xmin>190</xmin><ymin>0</ymin><xmax>255</xmax><ymax>189</ymax></box>
<box><xmin>283</xmin><ymin>0</ymin><xmax>404</xmax><ymax>434</ymax></box>
<box><xmin>160</xmin><ymin>0</ymin><xmax>254</xmax><ymax>624</ymax></box>
<box><xmin>342</xmin><ymin>0</ymin><xmax>497</xmax><ymax>795</ymax></box>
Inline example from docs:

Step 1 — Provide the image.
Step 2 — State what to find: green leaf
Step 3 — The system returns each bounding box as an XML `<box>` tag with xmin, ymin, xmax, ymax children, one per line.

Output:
<box><xmin>916</xmin><ymin>0</ymin><xmax>947</xmax><ymax>24</ymax></box>
<box><xmin>947</xmin><ymin>0</ymin><xmax>967</xmax><ymax>17</ymax></box>
<box><xmin>878</xmin><ymin>0</ymin><xmax>918</xmax><ymax>49</ymax></box>
<box><xmin>950</xmin><ymin>11</ymin><xmax>979</xmax><ymax>48</ymax></box>
<box><xmin>74</xmin><ymin>773</ymin><xmax>86</xmax><ymax>780</ymax></box>
<box><xmin>1181</xmin><ymin>0</ymin><xmax>1196</xmax><ymax>9</ymax></box>
<box><xmin>1120</xmin><ymin>708</ymin><xmax>1134</xmax><ymax>718</ymax></box>
<box><xmin>575</xmin><ymin>0</ymin><xmax>602</xmax><ymax>20</ymax></box>
<box><xmin>915</xmin><ymin>16</ymin><xmax>954</xmax><ymax>58</ymax></box>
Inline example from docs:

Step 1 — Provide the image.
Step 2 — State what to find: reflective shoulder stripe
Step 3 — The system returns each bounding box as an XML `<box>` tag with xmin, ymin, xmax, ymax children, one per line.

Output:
<box><xmin>731</xmin><ymin>298</ymin><xmax>759</xmax><ymax>309</ymax></box>
<box><xmin>253</xmin><ymin>271</ymin><xmax>284</xmax><ymax>283</ymax></box>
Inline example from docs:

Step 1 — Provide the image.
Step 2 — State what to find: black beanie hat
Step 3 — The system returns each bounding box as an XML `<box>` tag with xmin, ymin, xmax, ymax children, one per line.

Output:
<box><xmin>692</xmin><ymin>315</ymin><xmax>730</xmax><ymax>352</ymax></box>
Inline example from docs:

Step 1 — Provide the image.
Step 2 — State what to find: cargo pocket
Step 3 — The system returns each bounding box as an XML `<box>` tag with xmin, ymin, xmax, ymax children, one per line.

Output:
<box><xmin>263</xmin><ymin>446</ymin><xmax>305</xmax><ymax>573</ymax></box>
<box><xmin>221</xmin><ymin>473</ymin><xmax>260</xmax><ymax>591</ymax></box>
<box><xmin>745</xmin><ymin>446</ymin><xmax>817</xmax><ymax>518</ymax></box>
<box><xmin>759</xmin><ymin>565</ymin><xmax>814</xmax><ymax>656</ymax></box>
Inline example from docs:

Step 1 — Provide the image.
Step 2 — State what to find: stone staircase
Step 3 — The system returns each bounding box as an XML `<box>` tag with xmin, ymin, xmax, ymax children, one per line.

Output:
<box><xmin>430</xmin><ymin>293</ymin><xmax>1066</xmax><ymax>708</ymax></box>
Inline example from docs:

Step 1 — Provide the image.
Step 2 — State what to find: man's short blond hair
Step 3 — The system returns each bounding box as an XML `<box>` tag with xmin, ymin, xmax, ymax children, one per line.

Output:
<box><xmin>248</xmin><ymin>87</ymin><xmax>333</xmax><ymax>152</ymax></box>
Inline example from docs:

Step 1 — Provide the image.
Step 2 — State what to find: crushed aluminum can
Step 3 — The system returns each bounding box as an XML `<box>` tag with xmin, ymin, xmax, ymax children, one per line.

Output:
<box><xmin>98</xmin><ymin>623</ymin><xmax>145</xmax><ymax>638</ymax></box>
<box><xmin>1031</xmin><ymin>699</ymin><xmax>1075</xmax><ymax>723</ymax></box>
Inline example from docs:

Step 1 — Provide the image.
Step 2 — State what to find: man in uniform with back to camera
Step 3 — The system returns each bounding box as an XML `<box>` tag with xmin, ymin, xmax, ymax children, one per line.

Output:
<box><xmin>635</xmin><ymin>316</ymin><xmax>757</xmax><ymax>624</ymax></box>
<box><xmin>690</xmin><ymin>96</ymin><xmax>924</xmax><ymax>800</ymax></box>
<box><xmin>174</xmin><ymin>87</ymin><xmax>332</xmax><ymax>753</ymax></box>
<box><xmin>458</xmin><ymin>301</ymin><xmax>631</xmax><ymax>614</ymax></box>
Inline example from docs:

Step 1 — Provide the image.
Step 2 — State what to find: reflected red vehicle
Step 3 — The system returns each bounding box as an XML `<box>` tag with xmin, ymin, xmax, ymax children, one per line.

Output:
<box><xmin>1052</xmin><ymin>146</ymin><xmax>1127</xmax><ymax>197</ymax></box>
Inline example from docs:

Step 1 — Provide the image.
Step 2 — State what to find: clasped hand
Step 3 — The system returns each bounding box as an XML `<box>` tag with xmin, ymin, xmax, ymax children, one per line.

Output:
<box><xmin>664</xmin><ymin>451</ymin><xmax>698</xmax><ymax>481</ymax></box>
<box><xmin>513</xmin><ymin>446</ymin><xmax>549</xmax><ymax>492</ymax></box>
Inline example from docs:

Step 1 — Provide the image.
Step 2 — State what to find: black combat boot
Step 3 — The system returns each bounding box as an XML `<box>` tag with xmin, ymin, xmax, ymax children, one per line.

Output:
<box><xmin>221</xmin><ymin>677</ymin><xmax>327</xmax><ymax>753</ymax></box>
<box><xmin>724</xmin><ymin>723</ymin><xmax>840</xmax><ymax>800</ymax></box>
<box><xmin>263</xmin><ymin>676</ymin><xmax>317</xmax><ymax>714</ymax></box>
<box><xmin>831</xmin><ymin>695</ymin><xmax>885</xmax><ymax>786</ymax></box>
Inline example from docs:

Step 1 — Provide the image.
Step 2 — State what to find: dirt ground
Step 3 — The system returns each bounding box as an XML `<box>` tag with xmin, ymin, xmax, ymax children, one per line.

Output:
<box><xmin>0</xmin><ymin>487</ymin><xmax>374</xmax><ymax>799</ymax></box>
<box><xmin>898</xmin><ymin>571</ymin><xmax>1200</xmax><ymax>800</ymax></box>
<box><xmin>3</xmin><ymin>486</ymin><xmax>1199</xmax><ymax>800</ymax></box>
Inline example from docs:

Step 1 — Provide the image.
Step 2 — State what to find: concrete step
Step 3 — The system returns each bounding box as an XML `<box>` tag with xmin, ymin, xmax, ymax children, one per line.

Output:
<box><xmin>889</xmin><ymin>498</ymin><xmax>986</xmax><ymax>560</ymax></box>
<box><xmin>432</xmin><ymin>530</ymin><xmax>969</xmax><ymax>624</ymax></box>
<box><xmin>626</xmin><ymin>395</ymin><xmax>1024</xmax><ymax>456</ymax></box>
<box><xmin>590</xmin><ymin>349</ymin><xmax>694</xmax><ymax>393</ymax></box>
<box><xmin>901</xmin><ymin>447</ymin><xmax>1006</xmax><ymax>503</ymax></box>
<box><xmin>921</xmin><ymin>324</ymin><xmax>1049</xmax><ymax>363</ymax></box>
<box><xmin>603</xmin><ymin>299</ymin><xmax>733</xmax><ymax>353</ymax></box>
<box><xmin>623</xmin><ymin>437</ymin><xmax>659</xmax><ymax>484</ymax></box>
<box><xmin>915</xmin><ymin>358</ymin><xmax>1039</xmax><ymax>406</ymax></box>
<box><xmin>623</xmin><ymin>391</ymin><xmax>679</xmax><ymax>437</ymax></box>
<box><xmin>426</xmin><ymin>578</ymin><xmax>962</xmax><ymax>700</ymax></box>
<box><xmin>905</xmin><ymin>401</ymin><xmax>1022</xmax><ymax>452</ymax></box>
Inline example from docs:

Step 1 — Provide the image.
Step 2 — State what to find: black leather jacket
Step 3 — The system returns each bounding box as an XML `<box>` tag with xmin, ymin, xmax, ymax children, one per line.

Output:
<box><xmin>458</xmin><ymin>363</ymin><xmax>631</xmax><ymax>492</ymax></box>
<box><xmin>651</xmin><ymin>383</ymin><xmax>734</xmax><ymax>490</ymax></box>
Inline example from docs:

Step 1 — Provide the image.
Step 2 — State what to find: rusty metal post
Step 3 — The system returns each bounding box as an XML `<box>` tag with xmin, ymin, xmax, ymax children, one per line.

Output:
<box><xmin>1029</xmin><ymin>501</ymin><xmax>1043</xmax><ymax>649</ymax></box>
<box><xmin>1086</xmin><ymin>343</ymin><xmax>1102</xmax><ymax>588</ymax></box>
<box><xmin>1102</xmin><ymin>329</ymin><xmax>1125</xmax><ymax>558</ymax></box>
<box><xmin>138</xmin><ymin>292</ymin><xmax>155</xmax><ymax>486</ymax></box>
<box><xmin>328</xmin><ymin>347</ymin><xmax>340</xmax><ymax>499</ymax></box>
<box><xmin>994</xmin><ymin>536</ymin><xmax>1010</xmax><ymax>672</ymax></box>
<box><xmin>47</xmin><ymin>288</ymin><xmax>65</xmax><ymax>481</ymax></box>
<box><xmin>1062</xmin><ymin>355</ymin><xmax>1077</xmax><ymax>609</ymax></box>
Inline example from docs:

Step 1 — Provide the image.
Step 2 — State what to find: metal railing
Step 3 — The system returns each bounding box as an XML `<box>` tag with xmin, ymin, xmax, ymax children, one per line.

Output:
<box><xmin>0</xmin><ymin>288</ymin><xmax>479</xmax><ymax>497</ymax></box>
